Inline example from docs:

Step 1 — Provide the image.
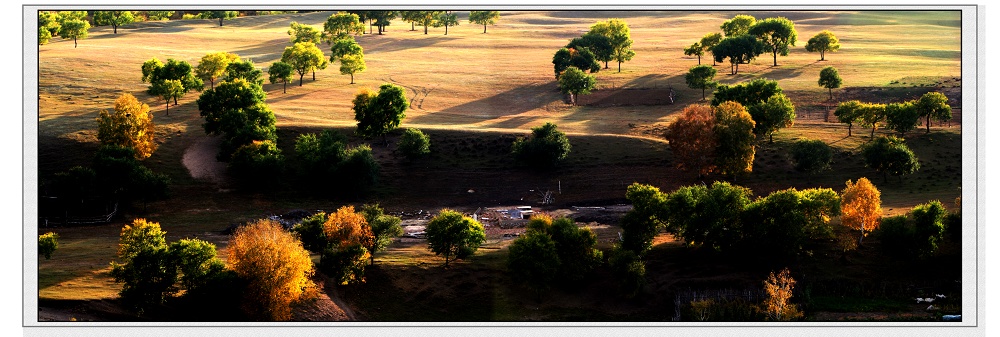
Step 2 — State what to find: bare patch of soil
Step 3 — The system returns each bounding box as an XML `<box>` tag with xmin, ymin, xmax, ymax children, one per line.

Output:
<box><xmin>181</xmin><ymin>135</ymin><xmax>228</xmax><ymax>185</ymax></box>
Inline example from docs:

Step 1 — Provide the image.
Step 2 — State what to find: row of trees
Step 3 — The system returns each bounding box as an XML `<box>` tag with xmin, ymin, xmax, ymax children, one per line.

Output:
<box><xmin>834</xmin><ymin>91</ymin><xmax>953</xmax><ymax>137</ymax></box>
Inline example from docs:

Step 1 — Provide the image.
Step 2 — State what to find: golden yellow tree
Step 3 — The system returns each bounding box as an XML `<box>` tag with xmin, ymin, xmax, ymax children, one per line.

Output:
<box><xmin>227</xmin><ymin>219</ymin><xmax>315</xmax><ymax>321</ymax></box>
<box><xmin>840</xmin><ymin>177</ymin><xmax>883</xmax><ymax>244</ymax></box>
<box><xmin>322</xmin><ymin>206</ymin><xmax>375</xmax><ymax>284</ymax></box>
<box><xmin>97</xmin><ymin>93</ymin><xmax>157</xmax><ymax>159</ymax></box>
<box><xmin>713</xmin><ymin>101</ymin><xmax>756</xmax><ymax>180</ymax></box>
<box><xmin>762</xmin><ymin>268</ymin><xmax>803</xmax><ymax>321</ymax></box>
<box><xmin>323</xmin><ymin>206</ymin><xmax>375</xmax><ymax>251</ymax></box>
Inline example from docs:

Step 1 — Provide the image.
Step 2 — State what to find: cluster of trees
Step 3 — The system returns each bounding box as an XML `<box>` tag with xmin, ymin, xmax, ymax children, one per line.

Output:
<box><xmin>835</xmin><ymin>91</ymin><xmax>952</xmax><ymax>137</ymax></box>
<box><xmin>195</xmin><ymin>58</ymin><xmax>278</xmax><ymax>165</ymax></box>
<box><xmin>664</xmin><ymin>102</ymin><xmax>755</xmax><ymax>180</ymax></box>
<box><xmin>878</xmin><ymin>200</ymin><xmax>961</xmax><ymax>259</ymax></box>
<box><xmin>38</xmin><ymin>11</ymin><xmax>90</xmax><ymax>47</ymax></box>
<box><xmin>142</xmin><ymin>57</ymin><xmax>205</xmax><ymax>114</ymax></box>
<box><xmin>553</xmin><ymin>18</ymin><xmax>634</xmax><ymax>76</ymax></box>
<box><xmin>294</xmin><ymin>129</ymin><xmax>380</xmax><ymax>194</ymax></box>
<box><xmin>506</xmin><ymin>215</ymin><xmax>603</xmax><ymax>298</ymax></box>
<box><xmin>292</xmin><ymin>205</ymin><xmax>402</xmax><ymax>284</ymax></box>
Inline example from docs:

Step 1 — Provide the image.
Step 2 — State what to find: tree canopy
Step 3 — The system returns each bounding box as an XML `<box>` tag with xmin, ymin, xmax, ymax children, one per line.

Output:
<box><xmin>281</xmin><ymin>42</ymin><xmax>328</xmax><ymax>86</ymax></box>
<box><xmin>747</xmin><ymin>17</ymin><xmax>798</xmax><ymax>66</ymax></box>
<box><xmin>805</xmin><ymin>30</ymin><xmax>841</xmax><ymax>61</ymax></box>
<box><xmin>834</xmin><ymin>100</ymin><xmax>864</xmax><ymax>136</ymax></box>
<box><xmin>665</xmin><ymin>104</ymin><xmax>717</xmax><ymax>177</ymax></box>
<box><xmin>684</xmin><ymin>42</ymin><xmax>704</xmax><ymax>65</ymax></box>
<box><xmin>818</xmin><ymin>66</ymin><xmax>842</xmax><ymax>100</ymax></box>
<box><xmin>915</xmin><ymin>92</ymin><xmax>952</xmax><ymax>133</ymax></box>
<box><xmin>93</xmin><ymin>11</ymin><xmax>136</xmax><ymax>34</ymax></box>
<box><xmin>713</xmin><ymin>101</ymin><xmax>756</xmax><ymax>179</ymax></box>
<box><xmin>339</xmin><ymin>54</ymin><xmax>366</xmax><ymax>84</ymax></box>
<box><xmin>58</xmin><ymin>18</ymin><xmax>90</xmax><ymax>48</ymax></box>
<box><xmin>196</xmin><ymin>52</ymin><xmax>241</xmax><ymax>89</ymax></box>
<box><xmin>861</xmin><ymin>136</ymin><xmax>920</xmax><ymax>182</ymax></box>
<box><xmin>142</xmin><ymin>58</ymin><xmax>204</xmax><ymax>106</ymax></box>
<box><xmin>721</xmin><ymin>14</ymin><xmax>756</xmax><ymax>37</ymax></box>
<box><xmin>711</xmin><ymin>35</ymin><xmax>765</xmax><ymax>75</ymax></box>
<box><xmin>557</xmin><ymin>66</ymin><xmax>597</xmax><ymax>106</ymax></box>
<box><xmin>552</xmin><ymin>47</ymin><xmax>601</xmax><ymax>79</ymax></box>
<box><xmin>840</xmin><ymin>177</ymin><xmax>882</xmax><ymax>244</ymax></box>
<box><xmin>433</xmin><ymin>12</ymin><xmax>459</xmax><ymax>35</ymax></box>
<box><xmin>425</xmin><ymin>210</ymin><xmax>486</xmax><ymax>267</ymax></box>
<box><xmin>469</xmin><ymin>10</ymin><xmax>500</xmax><ymax>33</ymax></box>
<box><xmin>588</xmin><ymin>18</ymin><xmax>635</xmax><ymax>72</ymax></box>
<box><xmin>323</xmin><ymin>12</ymin><xmax>364</xmax><ymax>42</ymax></box>
<box><xmin>288</xmin><ymin>22</ymin><xmax>322</xmax><ymax>44</ymax></box>
<box><xmin>352</xmin><ymin>83</ymin><xmax>409</xmax><ymax>144</ymax></box>
<box><xmin>699</xmin><ymin>32</ymin><xmax>724</xmax><ymax>65</ymax></box>
<box><xmin>268</xmin><ymin>61</ymin><xmax>294</xmax><ymax>94</ymax></box>
<box><xmin>227</xmin><ymin>219</ymin><xmax>314</xmax><ymax>321</ymax></box>
<box><xmin>511</xmin><ymin>122</ymin><xmax>572</xmax><ymax>169</ymax></box>
<box><xmin>748</xmin><ymin>93</ymin><xmax>796</xmax><ymax>143</ymax></box>
<box><xmin>97</xmin><ymin>93</ymin><xmax>158</xmax><ymax>159</ymax></box>
<box><xmin>567</xmin><ymin>33</ymin><xmax>614</xmax><ymax>69</ymax></box>
<box><xmin>196</xmin><ymin>78</ymin><xmax>277</xmax><ymax>160</ymax></box>
<box><xmin>685</xmin><ymin>64</ymin><xmax>717</xmax><ymax>100</ymax></box>
<box><xmin>202</xmin><ymin>11</ymin><xmax>238</xmax><ymax>26</ymax></box>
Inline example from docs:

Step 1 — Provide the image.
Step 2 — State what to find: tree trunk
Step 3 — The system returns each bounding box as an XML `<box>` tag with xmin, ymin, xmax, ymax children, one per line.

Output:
<box><xmin>350</xmin><ymin>73</ymin><xmax>354</xmax><ymax>84</ymax></box>
<box><xmin>312</xmin><ymin>69</ymin><xmax>316</xmax><ymax>81</ymax></box>
<box><xmin>870</xmin><ymin>126</ymin><xmax>876</xmax><ymax>139</ymax></box>
<box><xmin>829</xmin><ymin>88</ymin><xmax>833</xmax><ymax>100</ymax></box>
<box><xmin>282</xmin><ymin>81</ymin><xmax>286</xmax><ymax>93</ymax></box>
<box><xmin>697</xmin><ymin>55</ymin><xmax>701</xmax><ymax>65</ymax></box>
<box><xmin>769</xmin><ymin>133</ymin><xmax>774</xmax><ymax>143</ymax></box>
<box><xmin>618</xmin><ymin>61</ymin><xmax>622</xmax><ymax>73</ymax></box>
<box><xmin>820</xmin><ymin>50</ymin><xmax>826</xmax><ymax>61</ymax></box>
<box><xmin>604</xmin><ymin>61</ymin><xmax>609</xmax><ymax>69</ymax></box>
<box><xmin>299</xmin><ymin>73</ymin><xmax>304</xmax><ymax>86</ymax></box>
<box><xmin>483</xmin><ymin>24</ymin><xmax>487</xmax><ymax>33</ymax></box>
<box><xmin>74</xmin><ymin>38</ymin><xmax>78</xmax><ymax>48</ymax></box>
<box><xmin>926</xmin><ymin>116</ymin><xmax>931</xmax><ymax>133</ymax></box>
<box><xmin>411</xmin><ymin>22</ymin><xmax>415</xmax><ymax>31</ymax></box>
<box><xmin>210</xmin><ymin>78</ymin><xmax>215</xmax><ymax>89</ymax></box>
<box><xmin>113</xmin><ymin>24</ymin><xmax>118</xmax><ymax>34</ymax></box>
<box><xmin>165</xmin><ymin>100</ymin><xmax>169</xmax><ymax>114</ymax></box>
<box><xmin>219</xmin><ymin>18</ymin><xmax>224</xmax><ymax>26</ymax></box>
<box><xmin>702</xmin><ymin>88</ymin><xmax>706</xmax><ymax>100</ymax></box>
<box><xmin>445</xmin><ymin>24</ymin><xmax>449</xmax><ymax>35</ymax></box>
<box><xmin>424</xmin><ymin>24</ymin><xmax>428</xmax><ymax>34</ymax></box>
<box><xmin>773</xmin><ymin>51</ymin><xmax>778</xmax><ymax>66</ymax></box>
<box><xmin>173</xmin><ymin>96</ymin><xmax>178</xmax><ymax>105</ymax></box>
<box><xmin>848</xmin><ymin>123</ymin><xmax>852</xmax><ymax>137</ymax></box>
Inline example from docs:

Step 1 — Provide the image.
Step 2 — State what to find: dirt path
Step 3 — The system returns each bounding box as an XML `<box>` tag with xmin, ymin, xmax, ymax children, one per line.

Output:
<box><xmin>181</xmin><ymin>135</ymin><xmax>228</xmax><ymax>184</ymax></box>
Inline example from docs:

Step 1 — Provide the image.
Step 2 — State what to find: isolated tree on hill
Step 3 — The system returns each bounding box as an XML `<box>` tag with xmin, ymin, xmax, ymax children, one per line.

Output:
<box><xmin>713</xmin><ymin>101</ymin><xmax>756</xmax><ymax>180</ymax></box>
<box><xmin>748</xmin><ymin>93</ymin><xmax>795</xmax><ymax>143</ymax></box>
<box><xmin>818</xmin><ymin>66</ymin><xmax>842</xmax><ymax>100</ymax></box>
<box><xmin>862</xmin><ymin>136</ymin><xmax>920</xmax><ymax>182</ymax></box>
<box><xmin>748</xmin><ymin>17</ymin><xmax>798</xmax><ymax>66</ymax></box>
<box><xmin>94</xmin><ymin>11</ymin><xmax>136</xmax><ymax>34</ymax></box>
<box><xmin>567</xmin><ymin>33</ymin><xmax>613</xmax><ymax>69</ymax></box>
<box><xmin>223</xmin><ymin>60</ymin><xmax>264</xmax><ymax>86</ymax></box>
<box><xmin>353</xmin><ymin>83</ymin><xmax>410</xmax><ymax>145</ymax></box>
<box><xmin>721</xmin><ymin>14</ymin><xmax>756</xmax><ymax>37</ymax></box>
<box><xmin>58</xmin><ymin>19</ymin><xmax>89</xmax><ymax>48</ymax></box>
<box><xmin>425</xmin><ymin>209</ymin><xmax>486</xmax><ymax>267</ymax></box>
<box><xmin>227</xmin><ymin>219</ymin><xmax>314</xmax><ymax>321</ymax></box>
<box><xmin>267</xmin><ymin>61</ymin><xmax>293</xmax><ymax>93</ymax></box>
<box><xmin>806</xmin><ymin>30</ymin><xmax>841</xmax><ymax>61</ymax></box>
<box><xmin>323</xmin><ymin>12</ymin><xmax>364</xmax><ymax>42</ymax></box>
<box><xmin>359</xmin><ymin>203</ymin><xmax>403</xmax><ymax>265</ymax></box>
<box><xmin>558</xmin><ymin>66</ymin><xmax>597</xmax><ymax>106</ymax></box>
<box><xmin>196</xmin><ymin>52</ymin><xmax>240</xmax><ymax>89</ymax></box>
<box><xmin>97</xmin><ymin>93</ymin><xmax>157</xmax><ymax>159</ymax></box>
<box><xmin>664</xmin><ymin>104</ymin><xmax>717</xmax><ymax>176</ymax></box>
<box><xmin>197</xmin><ymin>78</ymin><xmax>278</xmax><ymax>159</ymax></box>
<box><xmin>915</xmin><ymin>91</ymin><xmax>952</xmax><ymax>134</ymax></box>
<box><xmin>552</xmin><ymin>47</ymin><xmax>601</xmax><ymax>79</ymax></box>
<box><xmin>700</xmin><ymin>32</ymin><xmax>723</xmax><ymax>66</ymax></box>
<box><xmin>469</xmin><ymin>10</ymin><xmax>500</xmax><ymax>33</ymax></box>
<box><xmin>840</xmin><ymin>177</ymin><xmax>882</xmax><ymax>245</ymax></box>
<box><xmin>834</xmin><ymin>100</ymin><xmax>863</xmax><ymax>136</ymax></box>
<box><xmin>433</xmin><ymin>12</ymin><xmax>459</xmax><ymax>35</ymax></box>
<box><xmin>512</xmin><ymin>122</ymin><xmax>572</xmax><ymax>169</ymax></box>
<box><xmin>790</xmin><ymin>139</ymin><xmax>832</xmax><ymax>174</ymax></box>
<box><xmin>685</xmin><ymin>64</ymin><xmax>717</xmax><ymax>101</ymax></box>
<box><xmin>339</xmin><ymin>54</ymin><xmax>366</xmax><ymax>84</ymax></box>
<box><xmin>684</xmin><ymin>42</ymin><xmax>704</xmax><ymax>65</ymax></box>
<box><xmin>150</xmin><ymin>79</ymin><xmax>184</xmax><ymax>114</ymax></box>
<box><xmin>711</xmin><ymin>35</ymin><xmax>765</xmax><ymax>75</ymax></box>
<box><xmin>884</xmin><ymin>101</ymin><xmax>920</xmax><ymax>136</ymax></box>
<box><xmin>288</xmin><ymin>22</ymin><xmax>322</xmax><ymax>44</ymax></box>
<box><xmin>282</xmin><ymin>42</ymin><xmax>328</xmax><ymax>86</ymax></box>
<box><xmin>589</xmin><ymin>18</ymin><xmax>635</xmax><ymax>72</ymax></box>
<box><xmin>203</xmin><ymin>11</ymin><xmax>237</xmax><ymax>26</ymax></box>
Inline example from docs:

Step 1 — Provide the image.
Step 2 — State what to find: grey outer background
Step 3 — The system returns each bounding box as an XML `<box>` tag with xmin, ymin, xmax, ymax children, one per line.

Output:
<box><xmin>11</xmin><ymin>2</ymin><xmax>992</xmax><ymax>337</ymax></box>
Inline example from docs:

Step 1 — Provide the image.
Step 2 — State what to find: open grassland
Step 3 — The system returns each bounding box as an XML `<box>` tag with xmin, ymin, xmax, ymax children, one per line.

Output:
<box><xmin>36</xmin><ymin>10</ymin><xmax>964</xmax><ymax>320</ymax></box>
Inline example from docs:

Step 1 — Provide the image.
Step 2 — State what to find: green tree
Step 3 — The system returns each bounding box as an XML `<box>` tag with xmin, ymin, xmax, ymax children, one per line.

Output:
<box><xmin>229</xmin><ymin>140</ymin><xmax>285</xmax><ymax>185</ymax></box>
<box><xmin>330</xmin><ymin>37</ymin><xmax>363</xmax><ymax>60</ymax></box>
<box><xmin>711</xmin><ymin>78</ymin><xmax>782</xmax><ymax>107</ymax></box>
<box><xmin>142</xmin><ymin>58</ymin><xmax>205</xmax><ymax>105</ymax></box>
<box><xmin>915</xmin><ymin>92</ymin><xmax>952</xmax><ymax>133</ymax></box>
<box><xmin>552</xmin><ymin>47</ymin><xmax>601</xmax><ymax>79</ymax></box>
<box><xmin>223</xmin><ymin>60</ymin><xmax>264</xmax><ymax>86</ymax></box>
<box><xmin>805</xmin><ymin>30</ymin><xmax>841</xmax><ymax>61</ymax></box>
<box><xmin>323</xmin><ymin>12</ymin><xmax>364</xmax><ymax>42</ymax></box>
<box><xmin>397</xmin><ymin>128</ymin><xmax>431</xmax><ymax>159</ymax></box>
<box><xmin>288</xmin><ymin>22</ymin><xmax>322</xmax><ymax>44</ymax></box>
<box><xmin>700</xmin><ymin>32</ymin><xmax>723</xmax><ymax>66</ymax></box>
<box><xmin>911</xmin><ymin>200</ymin><xmax>947</xmax><ymax>257</ymax></box>
<box><xmin>196</xmin><ymin>52</ymin><xmax>240</xmax><ymax>89</ymax></box>
<box><xmin>414</xmin><ymin>11</ymin><xmax>444</xmax><ymax>35</ymax></box>
<box><xmin>557</xmin><ymin>66</ymin><xmax>597</xmax><ymax>106</ymax></box>
<box><xmin>684</xmin><ymin>42</ymin><xmax>704</xmax><ymax>65</ymax></box>
<box><xmin>790</xmin><ymin>139</ymin><xmax>832</xmax><ymax>174</ymax></box>
<box><xmin>197</xmin><ymin>78</ymin><xmax>278</xmax><ymax>160</ymax></box>
<box><xmin>58</xmin><ymin>19</ymin><xmax>89</xmax><ymax>48</ymax></box>
<box><xmin>149</xmin><ymin>79</ymin><xmax>184</xmax><ymax>114</ymax></box>
<box><xmin>507</xmin><ymin>230</ymin><xmax>560</xmax><ymax>299</ymax></box>
<box><xmin>818</xmin><ymin>66</ymin><xmax>842</xmax><ymax>100</ymax></box>
<box><xmin>748</xmin><ymin>93</ymin><xmax>795</xmax><ymax>143</ymax></box>
<box><xmin>401</xmin><ymin>11</ymin><xmax>422</xmax><ymax>31</ymax></box>
<box><xmin>721</xmin><ymin>14</ymin><xmax>756</xmax><ymax>37</ymax></box>
<box><xmin>607</xmin><ymin>247</ymin><xmax>646</xmax><ymax>298</ymax></box>
<box><xmin>861</xmin><ymin>136</ymin><xmax>920</xmax><ymax>182</ymax></box>
<box><xmin>352</xmin><ymin>83</ymin><xmax>409</xmax><ymax>144</ymax></box>
<box><xmin>567</xmin><ymin>33</ymin><xmax>613</xmax><ymax>69</ymax></box>
<box><xmin>663</xmin><ymin>182</ymin><xmax>753</xmax><ymax>252</ymax></box>
<box><xmin>748</xmin><ymin>17</ymin><xmax>798</xmax><ymax>66</ymax></box>
<box><xmin>293</xmin><ymin>212</ymin><xmax>330</xmax><ymax>253</ymax></box>
<box><xmin>202</xmin><ymin>11</ymin><xmax>238</xmax><ymax>26</ymax></box>
<box><xmin>858</xmin><ymin>102</ymin><xmax>887</xmax><ymax>139</ymax></box>
<box><xmin>884</xmin><ymin>101</ymin><xmax>920</xmax><ymax>136</ymax></box>
<box><xmin>511</xmin><ymin>122</ymin><xmax>572</xmax><ymax>169</ymax></box>
<box><xmin>338</xmin><ymin>144</ymin><xmax>381</xmax><ymax>193</ymax></box>
<box><xmin>38</xmin><ymin>12</ymin><xmax>61</xmax><ymax>45</ymax></box>
<box><xmin>433</xmin><ymin>12</ymin><xmax>459</xmax><ymax>35</ymax></box>
<box><xmin>109</xmin><ymin>218</ymin><xmax>176</xmax><ymax>313</ymax></box>
<box><xmin>425</xmin><ymin>210</ymin><xmax>486</xmax><ymax>267</ymax></box>
<box><xmin>834</xmin><ymin>100</ymin><xmax>864</xmax><ymax>136</ymax></box>
<box><xmin>621</xmin><ymin>183</ymin><xmax>669</xmax><ymax>254</ymax></box>
<box><xmin>589</xmin><ymin>18</ymin><xmax>635</xmax><ymax>72</ymax></box>
<box><xmin>38</xmin><ymin>232</ymin><xmax>59</xmax><ymax>259</ymax></box>
<box><xmin>168</xmin><ymin>238</ymin><xmax>224</xmax><ymax>292</ymax></box>
<box><xmin>93</xmin><ymin>11</ymin><xmax>136</xmax><ymax>34</ymax></box>
<box><xmin>713</xmin><ymin>101</ymin><xmax>756</xmax><ymax>180</ymax></box>
<box><xmin>685</xmin><ymin>64</ymin><xmax>717</xmax><ymax>100</ymax></box>
<box><xmin>368</xmin><ymin>11</ymin><xmax>398</xmax><ymax>35</ymax></box>
<box><xmin>281</xmin><ymin>42</ymin><xmax>328</xmax><ymax>86</ymax></box>
<box><xmin>268</xmin><ymin>61</ymin><xmax>293</xmax><ymax>94</ymax></box>
<box><xmin>469</xmin><ymin>10</ymin><xmax>500</xmax><ymax>33</ymax></box>
<box><xmin>711</xmin><ymin>35</ymin><xmax>765</xmax><ymax>75</ymax></box>
<box><xmin>359</xmin><ymin>203</ymin><xmax>403</xmax><ymax>265</ymax></box>
<box><xmin>294</xmin><ymin>130</ymin><xmax>347</xmax><ymax>181</ymax></box>
<box><xmin>147</xmin><ymin>11</ymin><xmax>174</xmax><ymax>21</ymax></box>
<box><xmin>339</xmin><ymin>54</ymin><xmax>366</xmax><ymax>84</ymax></box>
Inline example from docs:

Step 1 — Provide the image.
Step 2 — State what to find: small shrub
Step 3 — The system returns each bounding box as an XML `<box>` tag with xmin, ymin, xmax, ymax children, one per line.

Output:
<box><xmin>512</xmin><ymin>122</ymin><xmax>571</xmax><ymax>169</ymax></box>
<box><xmin>877</xmin><ymin>215</ymin><xmax>915</xmax><ymax>258</ymax></box>
<box><xmin>397</xmin><ymin>128</ymin><xmax>431</xmax><ymax>159</ymax></box>
<box><xmin>292</xmin><ymin>212</ymin><xmax>329</xmax><ymax>253</ymax></box>
<box><xmin>229</xmin><ymin>140</ymin><xmax>285</xmax><ymax>184</ymax></box>
<box><xmin>38</xmin><ymin>232</ymin><xmax>59</xmax><ymax>259</ymax></box>
<box><xmin>790</xmin><ymin>139</ymin><xmax>832</xmax><ymax>174</ymax></box>
<box><xmin>607</xmin><ymin>247</ymin><xmax>646</xmax><ymax>298</ymax></box>
<box><xmin>320</xmin><ymin>244</ymin><xmax>370</xmax><ymax>285</ymax></box>
<box><xmin>762</xmin><ymin>268</ymin><xmax>803</xmax><ymax>321</ymax></box>
<box><xmin>338</xmin><ymin>144</ymin><xmax>380</xmax><ymax>193</ymax></box>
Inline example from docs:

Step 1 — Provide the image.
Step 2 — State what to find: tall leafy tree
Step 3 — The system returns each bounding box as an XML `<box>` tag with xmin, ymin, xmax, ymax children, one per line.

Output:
<box><xmin>699</xmin><ymin>32</ymin><xmax>723</xmax><ymax>66</ymax></box>
<box><xmin>806</xmin><ymin>30</ymin><xmax>841</xmax><ymax>61</ymax></box>
<box><xmin>711</xmin><ymin>78</ymin><xmax>782</xmax><ymax>107</ymax></box>
<box><xmin>268</xmin><ymin>61</ymin><xmax>293</xmax><ymax>94</ymax></box>
<box><xmin>840</xmin><ymin>177</ymin><xmax>882</xmax><ymax>245</ymax></box>
<box><xmin>425</xmin><ymin>210</ymin><xmax>486</xmax><ymax>267</ymax></box>
<box><xmin>685</xmin><ymin>64</ymin><xmax>717</xmax><ymax>101</ymax></box>
<box><xmin>97</xmin><ymin>93</ymin><xmax>158</xmax><ymax>159</ymax></box>
<box><xmin>684</xmin><ymin>42</ymin><xmax>704</xmax><ymax>65</ymax></box>
<box><xmin>915</xmin><ymin>92</ymin><xmax>952</xmax><ymax>134</ymax></box>
<box><xmin>109</xmin><ymin>218</ymin><xmax>176</xmax><ymax>313</ymax></box>
<box><xmin>58</xmin><ymin>18</ymin><xmax>89</xmax><ymax>48</ymax></box>
<box><xmin>818</xmin><ymin>66</ymin><xmax>842</xmax><ymax>100</ymax></box>
<box><xmin>589</xmin><ymin>19</ymin><xmax>635</xmax><ymax>72</ymax></box>
<box><xmin>330</xmin><ymin>37</ymin><xmax>363</xmax><ymax>60</ymax></box>
<box><xmin>748</xmin><ymin>17</ymin><xmax>798</xmax><ymax>66</ymax></box>
<box><xmin>507</xmin><ymin>230</ymin><xmax>560</xmax><ymax>298</ymax></box>
<box><xmin>721</xmin><ymin>14</ymin><xmax>756</xmax><ymax>37</ymax></box>
<box><xmin>196</xmin><ymin>78</ymin><xmax>278</xmax><ymax>160</ymax></box>
<box><xmin>222</xmin><ymin>59</ymin><xmax>264</xmax><ymax>86</ymax></box>
<box><xmin>339</xmin><ymin>54</ymin><xmax>366</xmax><ymax>84</ymax></box>
<box><xmin>567</xmin><ymin>33</ymin><xmax>613</xmax><ymax>69</ymax></box>
<box><xmin>287</xmin><ymin>22</ymin><xmax>322</xmax><ymax>44</ymax></box>
<box><xmin>202</xmin><ymin>11</ymin><xmax>238</xmax><ymax>26</ymax></box>
<box><xmin>713</xmin><ymin>101</ymin><xmax>756</xmax><ymax>180</ymax></box>
<box><xmin>227</xmin><ymin>219</ymin><xmax>314</xmax><ymax>321</ymax></box>
<box><xmin>861</xmin><ymin>136</ymin><xmax>920</xmax><ymax>182</ymax></box>
<box><xmin>281</xmin><ymin>42</ymin><xmax>328</xmax><ymax>86</ymax></box>
<box><xmin>195</xmin><ymin>52</ymin><xmax>240</xmax><ymax>89</ymax></box>
<box><xmin>93</xmin><ymin>11</ymin><xmax>136</xmax><ymax>34</ymax></box>
<box><xmin>352</xmin><ymin>83</ymin><xmax>409</xmax><ymax>144</ymax></box>
<box><xmin>401</xmin><ymin>11</ymin><xmax>421</xmax><ymax>31</ymax></box>
<box><xmin>711</xmin><ymin>35</ymin><xmax>765</xmax><ymax>75</ymax></box>
<box><xmin>662</xmin><ymin>182</ymin><xmax>753</xmax><ymax>252</ymax></box>
<box><xmin>748</xmin><ymin>93</ymin><xmax>795</xmax><ymax>143</ymax></box>
<box><xmin>149</xmin><ymin>79</ymin><xmax>184</xmax><ymax>114</ymax></box>
<box><xmin>858</xmin><ymin>102</ymin><xmax>886</xmax><ymax>138</ymax></box>
<box><xmin>469</xmin><ymin>10</ymin><xmax>500</xmax><ymax>33</ymax></box>
<box><xmin>414</xmin><ymin>11</ymin><xmax>444</xmax><ymax>35</ymax></box>
<box><xmin>369</xmin><ymin>11</ymin><xmax>398</xmax><ymax>35</ymax></box>
<box><xmin>557</xmin><ymin>66</ymin><xmax>597</xmax><ymax>106</ymax></box>
<box><xmin>665</xmin><ymin>104</ymin><xmax>717</xmax><ymax>177</ymax></box>
<box><xmin>433</xmin><ymin>12</ymin><xmax>459</xmax><ymax>35</ymax></box>
<box><xmin>835</xmin><ymin>100</ymin><xmax>864</xmax><ymax>136</ymax></box>
<box><xmin>323</xmin><ymin>12</ymin><xmax>364</xmax><ymax>42</ymax></box>
<box><xmin>552</xmin><ymin>47</ymin><xmax>600</xmax><ymax>79</ymax></box>
<box><xmin>884</xmin><ymin>101</ymin><xmax>920</xmax><ymax>136</ymax></box>
<box><xmin>142</xmin><ymin>58</ymin><xmax>205</xmax><ymax>105</ymax></box>
<box><xmin>397</xmin><ymin>128</ymin><xmax>431</xmax><ymax>159</ymax></box>
<box><xmin>359</xmin><ymin>203</ymin><xmax>403</xmax><ymax>265</ymax></box>
<box><xmin>321</xmin><ymin>206</ymin><xmax>375</xmax><ymax>284</ymax></box>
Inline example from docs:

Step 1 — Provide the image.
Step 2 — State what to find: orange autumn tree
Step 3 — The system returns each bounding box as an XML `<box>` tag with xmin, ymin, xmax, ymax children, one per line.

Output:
<box><xmin>840</xmin><ymin>177</ymin><xmax>883</xmax><ymax>245</ymax></box>
<box><xmin>664</xmin><ymin>104</ymin><xmax>717</xmax><ymax>177</ymax></box>
<box><xmin>97</xmin><ymin>93</ymin><xmax>158</xmax><ymax>159</ymax></box>
<box><xmin>762</xmin><ymin>268</ymin><xmax>803</xmax><ymax>321</ymax></box>
<box><xmin>227</xmin><ymin>219</ymin><xmax>315</xmax><ymax>321</ymax></box>
<box><xmin>321</xmin><ymin>206</ymin><xmax>375</xmax><ymax>284</ymax></box>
